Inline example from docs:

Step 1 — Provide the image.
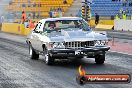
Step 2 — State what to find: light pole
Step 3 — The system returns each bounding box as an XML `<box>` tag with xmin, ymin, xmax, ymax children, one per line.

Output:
<box><xmin>81</xmin><ymin>0</ymin><xmax>91</xmax><ymax>21</ymax></box>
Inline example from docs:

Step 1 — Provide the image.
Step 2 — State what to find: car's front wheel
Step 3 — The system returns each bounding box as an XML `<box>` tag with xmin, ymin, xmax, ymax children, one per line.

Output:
<box><xmin>44</xmin><ymin>54</ymin><xmax>54</xmax><ymax>65</ymax></box>
<box><xmin>43</xmin><ymin>48</ymin><xmax>54</xmax><ymax>65</ymax></box>
<box><xmin>29</xmin><ymin>44</ymin><xmax>39</xmax><ymax>60</ymax></box>
<box><xmin>95</xmin><ymin>53</ymin><xmax>105</xmax><ymax>64</ymax></box>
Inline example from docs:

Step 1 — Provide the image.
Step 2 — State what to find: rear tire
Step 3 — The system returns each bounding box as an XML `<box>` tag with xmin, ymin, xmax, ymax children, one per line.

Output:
<box><xmin>29</xmin><ymin>44</ymin><xmax>39</xmax><ymax>60</ymax></box>
<box><xmin>95</xmin><ymin>53</ymin><xmax>105</xmax><ymax>64</ymax></box>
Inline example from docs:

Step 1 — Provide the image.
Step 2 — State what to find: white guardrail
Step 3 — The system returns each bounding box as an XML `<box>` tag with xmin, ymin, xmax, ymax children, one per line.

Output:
<box><xmin>114</xmin><ymin>19</ymin><xmax>132</xmax><ymax>31</ymax></box>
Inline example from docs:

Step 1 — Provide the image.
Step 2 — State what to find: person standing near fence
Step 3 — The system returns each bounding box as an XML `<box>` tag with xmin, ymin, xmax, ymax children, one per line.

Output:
<box><xmin>0</xmin><ymin>15</ymin><xmax>4</xmax><ymax>30</ymax></box>
<box><xmin>131</xmin><ymin>15</ymin><xmax>132</xmax><ymax>20</ymax></box>
<box><xmin>122</xmin><ymin>13</ymin><xmax>127</xmax><ymax>19</ymax></box>
<box><xmin>0</xmin><ymin>16</ymin><xmax>4</xmax><ymax>23</ymax></box>
<box><xmin>95</xmin><ymin>13</ymin><xmax>99</xmax><ymax>25</ymax></box>
<box><xmin>116</xmin><ymin>13</ymin><xmax>120</xmax><ymax>20</ymax></box>
<box><xmin>58</xmin><ymin>7</ymin><xmax>62</xmax><ymax>17</ymax></box>
<box><xmin>29</xmin><ymin>20</ymin><xmax>35</xmax><ymax>29</ymax></box>
<box><xmin>49</xmin><ymin>8</ymin><xmax>53</xmax><ymax>18</ymax></box>
<box><xmin>27</xmin><ymin>13</ymin><xmax>31</xmax><ymax>21</ymax></box>
<box><xmin>21</xmin><ymin>11</ymin><xmax>26</xmax><ymax>24</ymax></box>
<box><xmin>32</xmin><ymin>12</ymin><xmax>36</xmax><ymax>19</ymax></box>
<box><xmin>53</xmin><ymin>9</ymin><xmax>57</xmax><ymax>18</ymax></box>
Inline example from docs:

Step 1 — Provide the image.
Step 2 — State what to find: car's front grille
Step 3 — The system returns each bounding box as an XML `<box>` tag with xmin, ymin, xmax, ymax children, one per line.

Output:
<box><xmin>64</xmin><ymin>41</ymin><xmax>94</xmax><ymax>48</ymax></box>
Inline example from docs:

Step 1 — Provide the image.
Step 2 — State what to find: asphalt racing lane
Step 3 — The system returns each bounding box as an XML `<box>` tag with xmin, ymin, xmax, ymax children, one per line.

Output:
<box><xmin>0</xmin><ymin>34</ymin><xmax>132</xmax><ymax>88</ymax></box>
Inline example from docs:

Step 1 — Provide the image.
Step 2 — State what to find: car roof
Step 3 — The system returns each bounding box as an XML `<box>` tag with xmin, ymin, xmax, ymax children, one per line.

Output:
<box><xmin>39</xmin><ymin>17</ymin><xmax>83</xmax><ymax>23</ymax></box>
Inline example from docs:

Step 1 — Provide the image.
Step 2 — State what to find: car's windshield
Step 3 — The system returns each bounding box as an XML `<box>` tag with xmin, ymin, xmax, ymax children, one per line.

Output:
<box><xmin>43</xmin><ymin>19</ymin><xmax>91</xmax><ymax>32</ymax></box>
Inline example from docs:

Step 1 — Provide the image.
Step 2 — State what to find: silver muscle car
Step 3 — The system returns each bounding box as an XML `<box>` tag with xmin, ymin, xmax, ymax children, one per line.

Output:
<box><xmin>26</xmin><ymin>17</ymin><xmax>110</xmax><ymax>65</ymax></box>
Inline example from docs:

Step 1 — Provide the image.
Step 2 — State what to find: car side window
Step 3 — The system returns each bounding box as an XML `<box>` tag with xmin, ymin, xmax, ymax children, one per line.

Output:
<box><xmin>44</xmin><ymin>22</ymin><xmax>49</xmax><ymax>31</ymax></box>
<box><xmin>44</xmin><ymin>21</ymin><xmax>51</xmax><ymax>31</ymax></box>
<box><xmin>44</xmin><ymin>21</ymin><xmax>56</xmax><ymax>31</ymax></box>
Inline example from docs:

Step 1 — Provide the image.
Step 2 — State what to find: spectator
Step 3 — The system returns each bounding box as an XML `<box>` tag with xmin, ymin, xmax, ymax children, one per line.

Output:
<box><xmin>63</xmin><ymin>0</ymin><xmax>67</xmax><ymax>4</ymax></box>
<box><xmin>122</xmin><ymin>13</ymin><xmax>127</xmax><ymax>19</ymax></box>
<box><xmin>125</xmin><ymin>8</ymin><xmax>129</xmax><ymax>15</ymax></box>
<box><xmin>115</xmin><ymin>14</ymin><xmax>120</xmax><ymax>20</ymax></box>
<box><xmin>58</xmin><ymin>8</ymin><xmax>62</xmax><ymax>17</ymax></box>
<box><xmin>0</xmin><ymin>15</ymin><xmax>4</xmax><ymax>30</ymax></box>
<box><xmin>24</xmin><ymin>20</ymin><xmax>29</xmax><ymax>28</ymax></box>
<box><xmin>70</xmin><ymin>14</ymin><xmax>73</xmax><ymax>17</ymax></box>
<box><xmin>95</xmin><ymin>13</ymin><xmax>99</xmax><ymax>25</ymax></box>
<box><xmin>36</xmin><ymin>12</ymin><xmax>40</xmax><ymax>19</ymax></box>
<box><xmin>32</xmin><ymin>12</ymin><xmax>36</xmax><ymax>19</ymax></box>
<box><xmin>131</xmin><ymin>15</ymin><xmax>132</xmax><ymax>20</ymax></box>
<box><xmin>52</xmin><ymin>9</ymin><xmax>57</xmax><ymax>18</ymax></box>
<box><xmin>0</xmin><ymin>16</ymin><xmax>4</xmax><ymax>23</ymax></box>
<box><xmin>27</xmin><ymin>13</ymin><xmax>31</xmax><ymax>20</ymax></box>
<box><xmin>49</xmin><ymin>8</ymin><xmax>53</xmax><ymax>18</ymax></box>
<box><xmin>57</xmin><ymin>7</ymin><xmax>61</xmax><ymax>11</ymax></box>
<box><xmin>123</xmin><ymin>10</ymin><xmax>126</xmax><ymax>14</ymax></box>
<box><xmin>119</xmin><ymin>8</ymin><xmax>123</xmax><ymax>15</ymax></box>
<box><xmin>21</xmin><ymin>11</ymin><xmax>26</xmax><ymax>24</ymax></box>
<box><xmin>29</xmin><ymin>20</ymin><xmax>35</xmax><ymax>29</ymax></box>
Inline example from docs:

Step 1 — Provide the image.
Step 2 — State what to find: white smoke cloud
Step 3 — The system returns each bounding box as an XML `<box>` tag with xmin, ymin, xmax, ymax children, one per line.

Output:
<box><xmin>0</xmin><ymin>0</ymin><xmax>12</xmax><ymax>22</ymax></box>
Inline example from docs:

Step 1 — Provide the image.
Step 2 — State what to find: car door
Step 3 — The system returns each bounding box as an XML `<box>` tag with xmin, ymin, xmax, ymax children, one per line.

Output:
<box><xmin>31</xmin><ymin>22</ymin><xmax>44</xmax><ymax>51</ymax></box>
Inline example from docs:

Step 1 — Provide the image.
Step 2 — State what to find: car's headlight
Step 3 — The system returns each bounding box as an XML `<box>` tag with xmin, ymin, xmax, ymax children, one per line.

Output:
<box><xmin>52</xmin><ymin>42</ymin><xmax>65</xmax><ymax>48</ymax></box>
<box><xmin>95</xmin><ymin>40</ymin><xmax>107</xmax><ymax>46</ymax></box>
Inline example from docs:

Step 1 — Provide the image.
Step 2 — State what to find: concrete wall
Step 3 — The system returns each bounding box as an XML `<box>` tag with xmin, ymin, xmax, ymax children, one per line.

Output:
<box><xmin>114</xmin><ymin>20</ymin><xmax>132</xmax><ymax>31</ymax></box>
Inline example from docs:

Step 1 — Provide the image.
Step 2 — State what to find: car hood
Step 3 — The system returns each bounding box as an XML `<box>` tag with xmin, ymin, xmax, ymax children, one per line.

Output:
<box><xmin>46</xmin><ymin>28</ymin><xmax>108</xmax><ymax>42</ymax></box>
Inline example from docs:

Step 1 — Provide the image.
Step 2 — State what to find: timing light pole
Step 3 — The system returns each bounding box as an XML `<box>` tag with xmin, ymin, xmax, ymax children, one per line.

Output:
<box><xmin>81</xmin><ymin>0</ymin><xmax>91</xmax><ymax>21</ymax></box>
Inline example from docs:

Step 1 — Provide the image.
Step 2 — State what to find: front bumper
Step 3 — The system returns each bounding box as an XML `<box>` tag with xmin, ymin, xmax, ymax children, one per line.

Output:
<box><xmin>49</xmin><ymin>46</ymin><xmax>110</xmax><ymax>57</ymax></box>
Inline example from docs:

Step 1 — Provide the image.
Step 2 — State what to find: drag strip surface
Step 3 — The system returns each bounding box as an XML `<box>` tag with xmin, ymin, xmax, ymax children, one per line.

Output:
<box><xmin>107</xmin><ymin>31</ymin><xmax>132</xmax><ymax>40</ymax></box>
<box><xmin>0</xmin><ymin>33</ymin><xmax>132</xmax><ymax>88</ymax></box>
